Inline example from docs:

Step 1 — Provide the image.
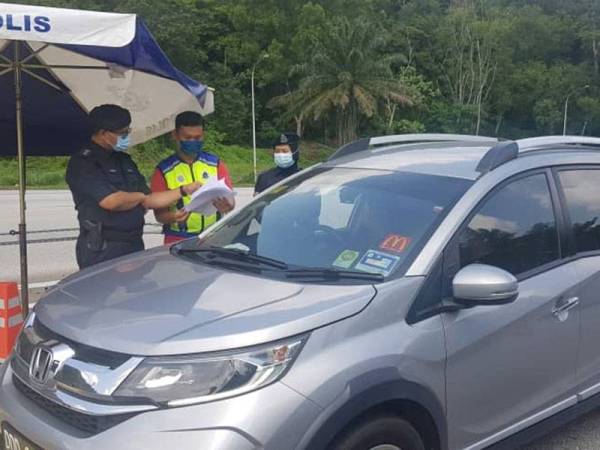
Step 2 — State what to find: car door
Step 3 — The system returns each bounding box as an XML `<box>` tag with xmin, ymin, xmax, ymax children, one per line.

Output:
<box><xmin>553</xmin><ymin>167</ymin><xmax>600</xmax><ymax>399</ymax></box>
<box><xmin>442</xmin><ymin>170</ymin><xmax>580</xmax><ymax>450</ymax></box>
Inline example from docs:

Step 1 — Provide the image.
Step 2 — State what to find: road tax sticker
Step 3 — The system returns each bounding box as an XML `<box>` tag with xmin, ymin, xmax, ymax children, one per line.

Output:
<box><xmin>355</xmin><ymin>250</ymin><xmax>401</xmax><ymax>276</ymax></box>
<box><xmin>332</xmin><ymin>250</ymin><xmax>361</xmax><ymax>269</ymax></box>
<box><xmin>379</xmin><ymin>234</ymin><xmax>411</xmax><ymax>253</ymax></box>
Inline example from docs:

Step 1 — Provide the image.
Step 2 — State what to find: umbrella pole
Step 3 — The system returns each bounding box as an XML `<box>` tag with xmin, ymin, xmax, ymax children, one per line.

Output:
<box><xmin>14</xmin><ymin>42</ymin><xmax>29</xmax><ymax>315</ymax></box>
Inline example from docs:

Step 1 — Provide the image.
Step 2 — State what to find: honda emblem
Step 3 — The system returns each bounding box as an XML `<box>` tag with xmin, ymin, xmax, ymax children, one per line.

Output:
<box><xmin>29</xmin><ymin>346</ymin><xmax>53</xmax><ymax>384</ymax></box>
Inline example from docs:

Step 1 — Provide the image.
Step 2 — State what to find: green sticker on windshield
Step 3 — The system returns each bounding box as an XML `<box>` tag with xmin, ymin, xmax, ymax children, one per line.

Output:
<box><xmin>333</xmin><ymin>250</ymin><xmax>360</xmax><ymax>269</ymax></box>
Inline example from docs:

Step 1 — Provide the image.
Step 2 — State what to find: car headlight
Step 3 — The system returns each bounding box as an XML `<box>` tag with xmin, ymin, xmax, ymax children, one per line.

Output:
<box><xmin>114</xmin><ymin>336</ymin><xmax>306</xmax><ymax>407</ymax></box>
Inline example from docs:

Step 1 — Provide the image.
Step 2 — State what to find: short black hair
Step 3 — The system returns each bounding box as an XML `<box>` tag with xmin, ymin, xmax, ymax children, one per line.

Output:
<box><xmin>89</xmin><ymin>104</ymin><xmax>131</xmax><ymax>135</ymax></box>
<box><xmin>175</xmin><ymin>111</ymin><xmax>204</xmax><ymax>129</ymax></box>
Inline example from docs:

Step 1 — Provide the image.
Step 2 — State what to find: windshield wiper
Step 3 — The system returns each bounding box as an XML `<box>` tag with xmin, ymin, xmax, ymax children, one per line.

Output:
<box><xmin>175</xmin><ymin>246</ymin><xmax>288</xmax><ymax>270</ymax></box>
<box><xmin>284</xmin><ymin>268</ymin><xmax>384</xmax><ymax>282</ymax></box>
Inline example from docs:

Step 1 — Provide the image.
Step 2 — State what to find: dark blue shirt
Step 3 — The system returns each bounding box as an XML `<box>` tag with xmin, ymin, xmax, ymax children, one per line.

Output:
<box><xmin>66</xmin><ymin>142</ymin><xmax>150</xmax><ymax>232</ymax></box>
<box><xmin>254</xmin><ymin>164</ymin><xmax>301</xmax><ymax>194</ymax></box>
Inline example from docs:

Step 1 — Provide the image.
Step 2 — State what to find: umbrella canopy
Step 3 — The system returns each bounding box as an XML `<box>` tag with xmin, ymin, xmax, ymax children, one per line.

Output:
<box><xmin>0</xmin><ymin>2</ymin><xmax>214</xmax><ymax>312</ymax></box>
<box><xmin>0</xmin><ymin>2</ymin><xmax>214</xmax><ymax>156</ymax></box>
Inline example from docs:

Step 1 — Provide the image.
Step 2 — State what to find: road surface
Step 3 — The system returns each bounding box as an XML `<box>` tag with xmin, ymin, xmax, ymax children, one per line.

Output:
<box><xmin>0</xmin><ymin>189</ymin><xmax>254</xmax><ymax>284</ymax></box>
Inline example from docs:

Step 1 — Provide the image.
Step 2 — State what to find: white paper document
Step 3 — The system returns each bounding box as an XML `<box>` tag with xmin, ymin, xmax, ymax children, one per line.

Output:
<box><xmin>184</xmin><ymin>177</ymin><xmax>236</xmax><ymax>215</ymax></box>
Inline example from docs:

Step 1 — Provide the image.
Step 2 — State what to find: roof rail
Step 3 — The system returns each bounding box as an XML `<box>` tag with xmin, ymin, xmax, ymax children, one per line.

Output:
<box><xmin>369</xmin><ymin>133</ymin><xmax>498</xmax><ymax>146</ymax></box>
<box><xmin>477</xmin><ymin>135</ymin><xmax>600</xmax><ymax>175</ymax></box>
<box><xmin>476</xmin><ymin>141</ymin><xmax>519</xmax><ymax>174</ymax></box>
<box><xmin>327</xmin><ymin>138</ymin><xmax>370</xmax><ymax>161</ymax></box>
<box><xmin>517</xmin><ymin>135</ymin><xmax>600</xmax><ymax>152</ymax></box>
<box><xmin>328</xmin><ymin>133</ymin><xmax>499</xmax><ymax>161</ymax></box>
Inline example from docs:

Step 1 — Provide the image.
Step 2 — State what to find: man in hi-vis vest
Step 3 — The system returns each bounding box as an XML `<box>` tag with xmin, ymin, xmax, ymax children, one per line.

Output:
<box><xmin>151</xmin><ymin>112</ymin><xmax>235</xmax><ymax>244</ymax></box>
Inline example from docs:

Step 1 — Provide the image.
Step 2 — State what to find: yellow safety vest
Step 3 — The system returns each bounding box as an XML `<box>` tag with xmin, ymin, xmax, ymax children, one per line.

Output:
<box><xmin>157</xmin><ymin>153</ymin><xmax>220</xmax><ymax>237</ymax></box>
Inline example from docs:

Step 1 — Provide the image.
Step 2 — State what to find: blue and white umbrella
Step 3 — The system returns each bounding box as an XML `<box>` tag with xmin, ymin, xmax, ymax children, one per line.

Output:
<box><xmin>0</xmin><ymin>2</ymin><xmax>214</xmax><ymax>156</ymax></box>
<box><xmin>0</xmin><ymin>2</ymin><xmax>214</xmax><ymax>308</ymax></box>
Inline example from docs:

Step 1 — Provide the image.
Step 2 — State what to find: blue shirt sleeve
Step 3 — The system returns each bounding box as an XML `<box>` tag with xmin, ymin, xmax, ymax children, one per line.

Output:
<box><xmin>135</xmin><ymin>167</ymin><xmax>151</xmax><ymax>195</ymax></box>
<box><xmin>66</xmin><ymin>156</ymin><xmax>117</xmax><ymax>204</ymax></box>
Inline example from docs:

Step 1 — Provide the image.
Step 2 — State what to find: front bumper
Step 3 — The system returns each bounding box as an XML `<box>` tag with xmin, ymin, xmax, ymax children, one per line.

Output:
<box><xmin>0</xmin><ymin>360</ymin><xmax>322</xmax><ymax>450</ymax></box>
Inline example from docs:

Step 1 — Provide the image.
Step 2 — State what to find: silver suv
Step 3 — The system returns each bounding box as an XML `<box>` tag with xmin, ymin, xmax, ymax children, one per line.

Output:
<box><xmin>2</xmin><ymin>134</ymin><xmax>600</xmax><ymax>450</ymax></box>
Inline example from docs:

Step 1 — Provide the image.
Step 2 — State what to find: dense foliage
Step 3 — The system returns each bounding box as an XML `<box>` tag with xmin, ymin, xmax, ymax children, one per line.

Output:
<box><xmin>8</xmin><ymin>0</ymin><xmax>600</xmax><ymax>145</ymax></box>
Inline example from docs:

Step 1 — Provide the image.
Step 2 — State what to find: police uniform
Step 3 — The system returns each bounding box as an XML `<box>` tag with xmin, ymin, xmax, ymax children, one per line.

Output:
<box><xmin>154</xmin><ymin>152</ymin><xmax>221</xmax><ymax>240</ymax></box>
<box><xmin>66</xmin><ymin>142</ymin><xmax>150</xmax><ymax>269</ymax></box>
<box><xmin>254</xmin><ymin>164</ymin><xmax>302</xmax><ymax>194</ymax></box>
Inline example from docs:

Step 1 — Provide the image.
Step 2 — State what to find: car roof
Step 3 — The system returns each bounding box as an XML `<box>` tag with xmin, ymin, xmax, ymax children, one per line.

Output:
<box><xmin>323</xmin><ymin>141</ymin><xmax>495</xmax><ymax>180</ymax></box>
<box><xmin>322</xmin><ymin>135</ymin><xmax>600</xmax><ymax>180</ymax></box>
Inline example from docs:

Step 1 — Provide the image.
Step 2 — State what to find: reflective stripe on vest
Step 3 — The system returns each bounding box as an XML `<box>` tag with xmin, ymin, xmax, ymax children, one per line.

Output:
<box><xmin>161</xmin><ymin>158</ymin><xmax>219</xmax><ymax>235</ymax></box>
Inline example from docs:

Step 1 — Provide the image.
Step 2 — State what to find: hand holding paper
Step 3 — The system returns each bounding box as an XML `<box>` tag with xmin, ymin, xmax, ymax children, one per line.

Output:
<box><xmin>182</xmin><ymin>181</ymin><xmax>203</xmax><ymax>196</ymax></box>
<box><xmin>184</xmin><ymin>177</ymin><xmax>236</xmax><ymax>215</ymax></box>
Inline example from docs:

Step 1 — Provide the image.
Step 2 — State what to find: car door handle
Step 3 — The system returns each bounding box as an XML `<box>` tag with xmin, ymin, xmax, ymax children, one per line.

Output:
<box><xmin>552</xmin><ymin>296</ymin><xmax>580</xmax><ymax>317</ymax></box>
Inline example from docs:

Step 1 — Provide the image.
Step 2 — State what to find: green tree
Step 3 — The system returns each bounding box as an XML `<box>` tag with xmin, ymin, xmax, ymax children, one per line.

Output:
<box><xmin>207</xmin><ymin>63</ymin><xmax>250</xmax><ymax>144</ymax></box>
<box><xmin>6</xmin><ymin>0</ymin><xmax>600</xmax><ymax>143</ymax></box>
<box><xmin>275</xmin><ymin>17</ymin><xmax>412</xmax><ymax>144</ymax></box>
<box><xmin>576</xmin><ymin>96</ymin><xmax>600</xmax><ymax>135</ymax></box>
<box><xmin>433</xmin><ymin>1</ymin><xmax>509</xmax><ymax>135</ymax></box>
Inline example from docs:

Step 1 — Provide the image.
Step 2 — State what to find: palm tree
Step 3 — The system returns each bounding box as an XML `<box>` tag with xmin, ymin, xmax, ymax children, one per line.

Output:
<box><xmin>272</xmin><ymin>18</ymin><xmax>412</xmax><ymax>145</ymax></box>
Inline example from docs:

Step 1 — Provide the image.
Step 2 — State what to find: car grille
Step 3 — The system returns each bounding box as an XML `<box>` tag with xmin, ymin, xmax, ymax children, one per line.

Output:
<box><xmin>13</xmin><ymin>375</ymin><xmax>138</xmax><ymax>435</ymax></box>
<box><xmin>33</xmin><ymin>318</ymin><xmax>131</xmax><ymax>368</ymax></box>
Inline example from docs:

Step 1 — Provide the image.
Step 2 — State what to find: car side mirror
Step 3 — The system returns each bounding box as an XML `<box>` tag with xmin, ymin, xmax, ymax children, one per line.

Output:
<box><xmin>452</xmin><ymin>264</ymin><xmax>518</xmax><ymax>306</ymax></box>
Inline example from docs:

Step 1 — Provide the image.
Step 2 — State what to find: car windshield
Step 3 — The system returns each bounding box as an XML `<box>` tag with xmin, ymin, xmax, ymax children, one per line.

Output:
<box><xmin>173</xmin><ymin>167</ymin><xmax>472</xmax><ymax>282</ymax></box>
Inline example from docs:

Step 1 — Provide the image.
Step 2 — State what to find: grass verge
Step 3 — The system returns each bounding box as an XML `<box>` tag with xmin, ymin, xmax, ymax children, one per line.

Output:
<box><xmin>0</xmin><ymin>134</ymin><xmax>336</xmax><ymax>189</ymax></box>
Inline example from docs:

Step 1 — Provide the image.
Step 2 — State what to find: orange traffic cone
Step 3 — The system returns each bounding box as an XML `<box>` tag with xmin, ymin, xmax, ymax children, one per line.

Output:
<box><xmin>0</xmin><ymin>282</ymin><xmax>24</xmax><ymax>359</ymax></box>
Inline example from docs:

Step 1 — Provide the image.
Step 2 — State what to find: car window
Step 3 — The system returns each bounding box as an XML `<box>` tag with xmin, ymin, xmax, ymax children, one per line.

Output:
<box><xmin>458</xmin><ymin>173</ymin><xmax>559</xmax><ymax>276</ymax></box>
<box><xmin>318</xmin><ymin>187</ymin><xmax>355</xmax><ymax>229</ymax></box>
<box><xmin>178</xmin><ymin>167</ymin><xmax>472</xmax><ymax>281</ymax></box>
<box><xmin>558</xmin><ymin>169</ymin><xmax>600</xmax><ymax>254</ymax></box>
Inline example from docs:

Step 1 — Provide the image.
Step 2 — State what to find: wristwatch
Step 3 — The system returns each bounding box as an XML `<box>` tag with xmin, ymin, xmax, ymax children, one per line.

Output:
<box><xmin>179</xmin><ymin>185</ymin><xmax>186</xmax><ymax>197</ymax></box>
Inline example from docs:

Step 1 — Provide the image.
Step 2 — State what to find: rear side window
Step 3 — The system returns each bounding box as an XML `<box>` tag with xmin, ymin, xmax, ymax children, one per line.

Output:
<box><xmin>558</xmin><ymin>169</ymin><xmax>600</xmax><ymax>254</ymax></box>
<box><xmin>458</xmin><ymin>173</ymin><xmax>559</xmax><ymax>276</ymax></box>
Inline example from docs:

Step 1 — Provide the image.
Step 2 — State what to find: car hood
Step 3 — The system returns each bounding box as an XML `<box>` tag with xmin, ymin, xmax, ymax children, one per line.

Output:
<box><xmin>35</xmin><ymin>246</ymin><xmax>377</xmax><ymax>355</ymax></box>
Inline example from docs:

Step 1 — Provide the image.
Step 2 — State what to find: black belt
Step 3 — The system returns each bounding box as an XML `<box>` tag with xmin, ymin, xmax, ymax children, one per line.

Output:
<box><xmin>102</xmin><ymin>227</ymin><xmax>143</xmax><ymax>242</ymax></box>
<box><xmin>80</xmin><ymin>219</ymin><xmax>142</xmax><ymax>243</ymax></box>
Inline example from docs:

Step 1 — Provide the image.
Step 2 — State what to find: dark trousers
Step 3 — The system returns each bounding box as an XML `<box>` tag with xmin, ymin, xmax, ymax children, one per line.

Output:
<box><xmin>76</xmin><ymin>234</ymin><xmax>144</xmax><ymax>269</ymax></box>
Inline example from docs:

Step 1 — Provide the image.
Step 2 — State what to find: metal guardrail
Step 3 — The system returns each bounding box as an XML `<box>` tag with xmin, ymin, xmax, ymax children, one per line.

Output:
<box><xmin>0</xmin><ymin>224</ymin><xmax>163</xmax><ymax>246</ymax></box>
<box><xmin>0</xmin><ymin>227</ymin><xmax>77</xmax><ymax>237</ymax></box>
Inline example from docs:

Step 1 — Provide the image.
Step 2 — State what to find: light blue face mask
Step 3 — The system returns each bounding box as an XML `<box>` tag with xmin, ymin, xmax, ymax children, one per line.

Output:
<box><xmin>113</xmin><ymin>134</ymin><xmax>130</xmax><ymax>152</ymax></box>
<box><xmin>274</xmin><ymin>152</ymin><xmax>295</xmax><ymax>169</ymax></box>
<box><xmin>180</xmin><ymin>140</ymin><xmax>204</xmax><ymax>155</ymax></box>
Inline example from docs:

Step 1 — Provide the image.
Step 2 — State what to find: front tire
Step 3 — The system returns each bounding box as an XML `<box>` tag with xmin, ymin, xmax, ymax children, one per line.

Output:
<box><xmin>331</xmin><ymin>415</ymin><xmax>426</xmax><ymax>450</ymax></box>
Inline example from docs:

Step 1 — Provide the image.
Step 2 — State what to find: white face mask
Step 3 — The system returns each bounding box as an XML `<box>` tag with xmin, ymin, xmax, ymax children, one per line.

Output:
<box><xmin>274</xmin><ymin>152</ymin><xmax>294</xmax><ymax>168</ymax></box>
<box><xmin>112</xmin><ymin>134</ymin><xmax>130</xmax><ymax>152</ymax></box>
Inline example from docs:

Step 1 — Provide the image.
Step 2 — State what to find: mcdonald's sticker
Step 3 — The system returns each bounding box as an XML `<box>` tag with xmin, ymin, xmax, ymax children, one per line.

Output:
<box><xmin>379</xmin><ymin>234</ymin><xmax>411</xmax><ymax>253</ymax></box>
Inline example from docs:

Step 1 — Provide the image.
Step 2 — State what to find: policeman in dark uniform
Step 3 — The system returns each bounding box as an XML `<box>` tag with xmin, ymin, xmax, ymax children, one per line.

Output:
<box><xmin>254</xmin><ymin>133</ymin><xmax>302</xmax><ymax>195</ymax></box>
<box><xmin>66</xmin><ymin>104</ymin><xmax>201</xmax><ymax>269</ymax></box>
